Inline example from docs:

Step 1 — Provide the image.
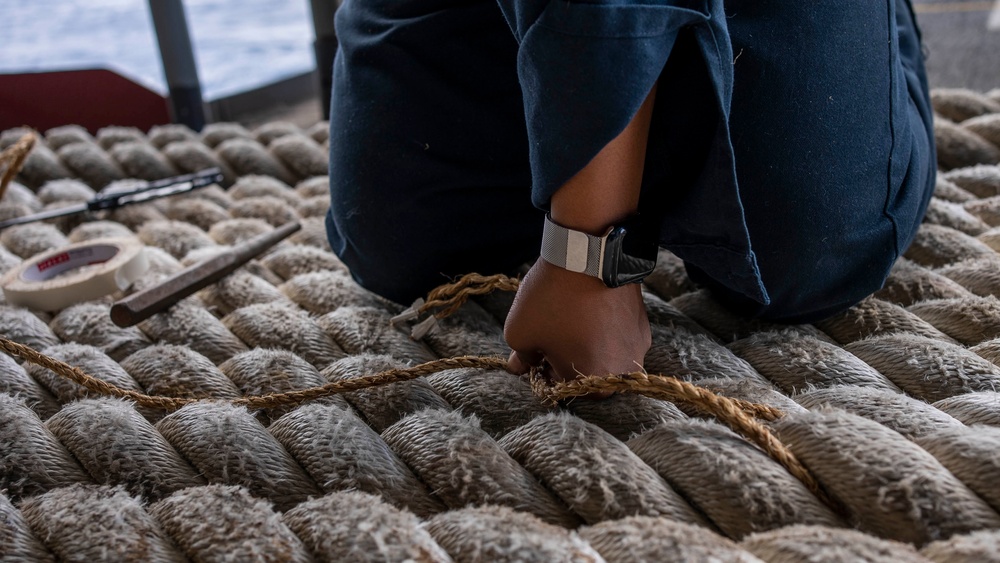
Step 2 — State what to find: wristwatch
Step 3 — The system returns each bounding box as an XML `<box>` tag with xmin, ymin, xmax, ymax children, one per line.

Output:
<box><xmin>540</xmin><ymin>213</ymin><xmax>658</xmax><ymax>288</ymax></box>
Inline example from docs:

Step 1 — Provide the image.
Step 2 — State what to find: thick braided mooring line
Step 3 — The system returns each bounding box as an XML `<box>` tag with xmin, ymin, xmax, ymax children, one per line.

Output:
<box><xmin>0</xmin><ymin>270</ymin><xmax>832</xmax><ymax>510</ymax></box>
<box><xmin>0</xmin><ymin>334</ymin><xmax>844</xmax><ymax>517</ymax></box>
<box><xmin>529</xmin><ymin>370</ymin><xmax>841</xmax><ymax>514</ymax></box>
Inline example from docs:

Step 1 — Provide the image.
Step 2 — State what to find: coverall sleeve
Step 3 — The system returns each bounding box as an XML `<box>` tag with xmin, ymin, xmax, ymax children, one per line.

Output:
<box><xmin>496</xmin><ymin>0</ymin><xmax>769</xmax><ymax>304</ymax></box>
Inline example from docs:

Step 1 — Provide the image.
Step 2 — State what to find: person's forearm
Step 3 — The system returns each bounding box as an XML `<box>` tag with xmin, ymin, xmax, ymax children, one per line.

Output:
<box><xmin>550</xmin><ymin>84</ymin><xmax>657</xmax><ymax>237</ymax></box>
<box><xmin>505</xmin><ymin>83</ymin><xmax>657</xmax><ymax>385</ymax></box>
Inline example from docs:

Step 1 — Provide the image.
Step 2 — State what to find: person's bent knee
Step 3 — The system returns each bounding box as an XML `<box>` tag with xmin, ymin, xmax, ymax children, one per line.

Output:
<box><xmin>687</xmin><ymin>234</ymin><xmax>898</xmax><ymax>324</ymax></box>
<box><xmin>326</xmin><ymin>210</ymin><xmax>463</xmax><ymax>305</ymax></box>
<box><xmin>755</xmin><ymin>257</ymin><xmax>895</xmax><ymax>324</ymax></box>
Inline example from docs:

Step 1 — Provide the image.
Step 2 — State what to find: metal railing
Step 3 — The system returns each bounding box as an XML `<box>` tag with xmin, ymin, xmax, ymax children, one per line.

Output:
<box><xmin>147</xmin><ymin>0</ymin><xmax>341</xmax><ymax>130</ymax></box>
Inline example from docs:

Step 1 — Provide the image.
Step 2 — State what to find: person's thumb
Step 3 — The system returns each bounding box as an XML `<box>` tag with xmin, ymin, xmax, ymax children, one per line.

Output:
<box><xmin>506</xmin><ymin>349</ymin><xmax>544</xmax><ymax>375</ymax></box>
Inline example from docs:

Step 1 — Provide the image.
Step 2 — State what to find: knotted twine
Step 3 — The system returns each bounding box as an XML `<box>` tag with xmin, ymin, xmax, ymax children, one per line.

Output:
<box><xmin>421</xmin><ymin>272</ymin><xmax>521</xmax><ymax>319</ymax></box>
<box><xmin>0</xmin><ymin>272</ymin><xmax>841</xmax><ymax>516</ymax></box>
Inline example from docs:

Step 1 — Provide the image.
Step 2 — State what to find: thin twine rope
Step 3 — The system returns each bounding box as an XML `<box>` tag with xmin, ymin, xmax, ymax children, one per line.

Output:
<box><xmin>0</xmin><ymin>337</ymin><xmax>506</xmax><ymax>411</ymax></box>
<box><xmin>0</xmin><ymin>132</ymin><xmax>37</xmax><ymax>201</ymax></box>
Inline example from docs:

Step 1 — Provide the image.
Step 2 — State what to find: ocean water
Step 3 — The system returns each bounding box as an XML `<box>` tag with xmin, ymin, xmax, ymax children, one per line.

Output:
<box><xmin>0</xmin><ymin>0</ymin><xmax>316</xmax><ymax>99</ymax></box>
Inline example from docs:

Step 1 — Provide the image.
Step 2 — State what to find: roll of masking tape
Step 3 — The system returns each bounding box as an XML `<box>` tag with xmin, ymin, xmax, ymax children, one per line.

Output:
<box><xmin>1</xmin><ymin>237</ymin><xmax>149</xmax><ymax>311</ymax></box>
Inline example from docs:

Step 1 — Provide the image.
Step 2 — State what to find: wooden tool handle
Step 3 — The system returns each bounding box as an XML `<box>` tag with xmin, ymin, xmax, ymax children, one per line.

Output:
<box><xmin>110</xmin><ymin>221</ymin><xmax>301</xmax><ymax>327</ymax></box>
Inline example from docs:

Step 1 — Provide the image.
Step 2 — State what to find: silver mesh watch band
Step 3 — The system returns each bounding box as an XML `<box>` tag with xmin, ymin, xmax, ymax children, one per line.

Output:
<box><xmin>540</xmin><ymin>214</ymin><xmax>605</xmax><ymax>278</ymax></box>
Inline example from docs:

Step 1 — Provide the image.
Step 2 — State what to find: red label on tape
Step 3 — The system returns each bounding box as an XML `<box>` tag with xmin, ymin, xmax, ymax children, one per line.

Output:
<box><xmin>36</xmin><ymin>252</ymin><xmax>71</xmax><ymax>272</ymax></box>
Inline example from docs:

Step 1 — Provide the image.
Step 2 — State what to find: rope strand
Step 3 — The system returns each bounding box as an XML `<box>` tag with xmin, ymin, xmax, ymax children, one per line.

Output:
<box><xmin>0</xmin><ymin>132</ymin><xmax>37</xmax><ymax>201</ymax></box>
<box><xmin>420</xmin><ymin>273</ymin><xmax>520</xmax><ymax>318</ymax></box>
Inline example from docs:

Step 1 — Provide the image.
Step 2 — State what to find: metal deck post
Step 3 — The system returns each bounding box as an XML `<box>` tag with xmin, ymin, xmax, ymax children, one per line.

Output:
<box><xmin>309</xmin><ymin>0</ymin><xmax>341</xmax><ymax>120</ymax></box>
<box><xmin>148</xmin><ymin>0</ymin><xmax>208</xmax><ymax>130</ymax></box>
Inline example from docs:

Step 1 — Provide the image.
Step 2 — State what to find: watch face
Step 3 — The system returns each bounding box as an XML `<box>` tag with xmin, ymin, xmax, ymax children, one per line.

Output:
<box><xmin>602</xmin><ymin>219</ymin><xmax>658</xmax><ymax>288</ymax></box>
<box><xmin>620</xmin><ymin>220</ymin><xmax>659</xmax><ymax>264</ymax></box>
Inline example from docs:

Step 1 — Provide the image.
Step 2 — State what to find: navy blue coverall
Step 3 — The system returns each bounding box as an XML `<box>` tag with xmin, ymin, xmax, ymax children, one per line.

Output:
<box><xmin>325</xmin><ymin>0</ymin><xmax>936</xmax><ymax>323</ymax></box>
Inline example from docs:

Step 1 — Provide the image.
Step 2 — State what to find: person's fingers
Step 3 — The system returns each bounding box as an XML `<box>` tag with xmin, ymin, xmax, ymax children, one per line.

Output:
<box><xmin>506</xmin><ymin>349</ymin><xmax>544</xmax><ymax>375</ymax></box>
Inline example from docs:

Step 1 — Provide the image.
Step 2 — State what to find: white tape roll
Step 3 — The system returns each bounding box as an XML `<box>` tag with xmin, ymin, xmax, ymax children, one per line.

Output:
<box><xmin>1</xmin><ymin>237</ymin><xmax>149</xmax><ymax>311</ymax></box>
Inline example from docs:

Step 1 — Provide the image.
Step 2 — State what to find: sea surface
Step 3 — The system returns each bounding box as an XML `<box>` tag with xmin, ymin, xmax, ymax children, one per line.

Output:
<box><xmin>0</xmin><ymin>0</ymin><xmax>316</xmax><ymax>99</ymax></box>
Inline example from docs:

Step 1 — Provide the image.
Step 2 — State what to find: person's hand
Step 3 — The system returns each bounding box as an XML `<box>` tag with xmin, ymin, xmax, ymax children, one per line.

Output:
<box><xmin>503</xmin><ymin>259</ymin><xmax>651</xmax><ymax>390</ymax></box>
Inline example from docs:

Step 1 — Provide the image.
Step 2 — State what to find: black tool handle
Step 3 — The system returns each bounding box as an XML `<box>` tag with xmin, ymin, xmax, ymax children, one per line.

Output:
<box><xmin>89</xmin><ymin>168</ymin><xmax>223</xmax><ymax>211</ymax></box>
